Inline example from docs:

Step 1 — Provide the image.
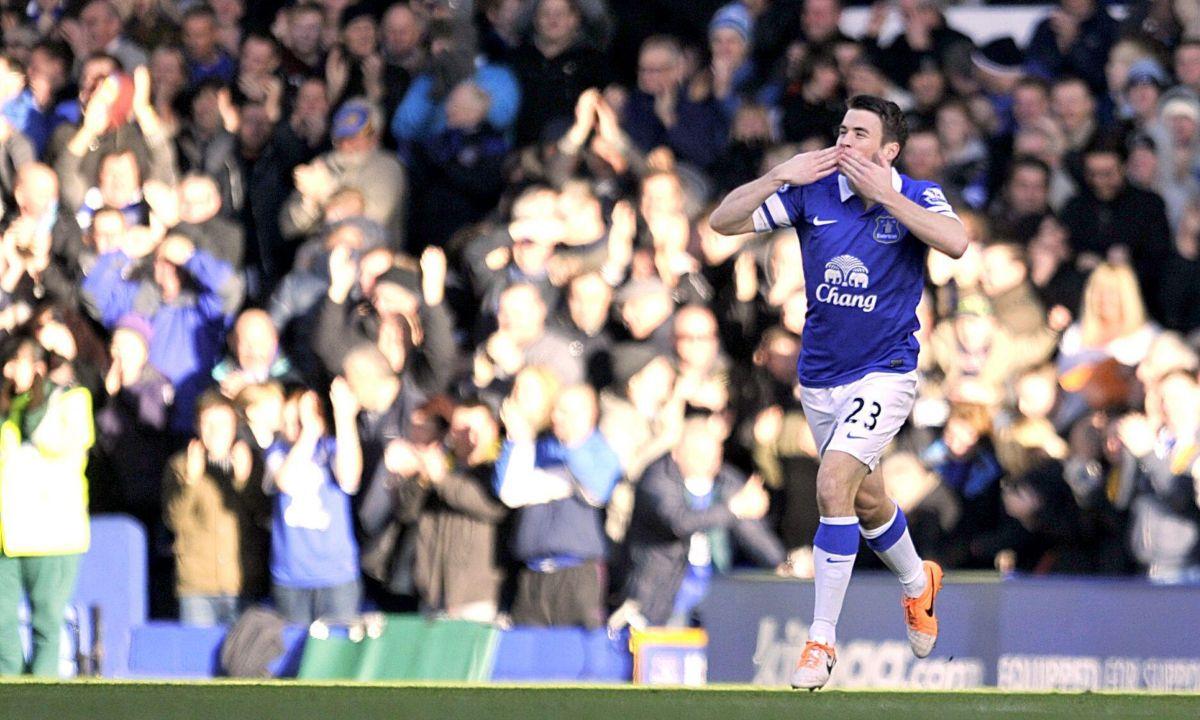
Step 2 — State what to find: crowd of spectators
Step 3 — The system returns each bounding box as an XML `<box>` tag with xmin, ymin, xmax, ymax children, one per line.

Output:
<box><xmin>2</xmin><ymin>0</ymin><xmax>1200</xmax><ymax>673</ymax></box>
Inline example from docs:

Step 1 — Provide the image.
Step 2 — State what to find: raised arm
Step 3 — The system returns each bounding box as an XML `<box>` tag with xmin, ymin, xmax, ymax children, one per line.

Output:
<box><xmin>709</xmin><ymin>147</ymin><xmax>841</xmax><ymax>235</ymax></box>
<box><xmin>329</xmin><ymin>377</ymin><xmax>363</xmax><ymax>495</ymax></box>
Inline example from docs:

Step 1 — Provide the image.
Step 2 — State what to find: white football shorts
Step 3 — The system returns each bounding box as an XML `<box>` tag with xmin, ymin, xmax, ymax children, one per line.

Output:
<box><xmin>799</xmin><ymin>370</ymin><xmax>918</xmax><ymax>471</ymax></box>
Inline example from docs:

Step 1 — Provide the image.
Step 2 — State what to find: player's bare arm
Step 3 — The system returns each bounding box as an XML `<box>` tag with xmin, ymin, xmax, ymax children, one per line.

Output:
<box><xmin>708</xmin><ymin>147</ymin><xmax>842</xmax><ymax>235</ymax></box>
<box><xmin>839</xmin><ymin>151</ymin><xmax>968</xmax><ymax>259</ymax></box>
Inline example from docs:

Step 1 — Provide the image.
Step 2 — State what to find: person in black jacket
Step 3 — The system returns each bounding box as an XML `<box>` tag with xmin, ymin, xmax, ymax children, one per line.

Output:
<box><xmin>860</xmin><ymin>0</ymin><xmax>974</xmax><ymax>89</ymax></box>
<box><xmin>408</xmin><ymin>81</ymin><xmax>509</xmax><ymax>252</ymax></box>
<box><xmin>1159</xmin><ymin>200</ymin><xmax>1200</xmax><ymax>335</ymax></box>
<box><xmin>1025</xmin><ymin>0</ymin><xmax>1118</xmax><ymax>100</ymax></box>
<box><xmin>508</xmin><ymin>0</ymin><xmax>610</xmax><ymax>147</ymax></box>
<box><xmin>315</xmin><ymin>242</ymin><xmax>458</xmax><ymax>397</ymax></box>
<box><xmin>620</xmin><ymin>414</ymin><xmax>785</xmax><ymax>627</ymax></box>
<box><xmin>1058</xmin><ymin>138</ymin><xmax>1173</xmax><ymax>322</ymax></box>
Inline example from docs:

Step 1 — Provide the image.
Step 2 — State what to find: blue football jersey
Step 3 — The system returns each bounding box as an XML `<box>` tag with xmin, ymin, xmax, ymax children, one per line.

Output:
<box><xmin>753</xmin><ymin>169</ymin><xmax>959</xmax><ymax>388</ymax></box>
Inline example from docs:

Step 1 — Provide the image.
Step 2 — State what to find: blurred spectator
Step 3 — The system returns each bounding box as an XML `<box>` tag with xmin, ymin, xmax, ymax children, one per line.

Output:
<box><xmin>162</xmin><ymin>389</ymin><xmax>267</xmax><ymax>625</ymax></box>
<box><xmin>861</xmin><ymin>0</ymin><xmax>973</xmax><ymax>89</ymax></box>
<box><xmin>622</xmin><ymin>35</ymin><xmax>728</xmax><ymax>171</ymax></box>
<box><xmin>936</xmin><ymin>98</ymin><xmax>989</xmax><ymax>208</ymax></box>
<box><xmin>1058</xmin><ymin>263</ymin><xmax>1158</xmax><ymax>424</ymax></box>
<box><xmin>600</xmin><ymin>342</ymin><xmax>684</xmax><ymax>543</ymax></box>
<box><xmin>495</xmin><ymin>376</ymin><xmax>620</xmax><ymax>628</ymax></box>
<box><xmin>1049</xmin><ymin>76</ymin><xmax>1098</xmax><ymax>184</ymax></box>
<box><xmin>921</xmin><ymin>402</ymin><xmax>1011</xmax><ymax>569</ymax></box>
<box><xmin>264</xmin><ymin>383</ymin><xmax>362</xmax><ymax>625</ymax></box>
<box><xmin>59</xmin><ymin>0</ymin><xmax>148</xmax><ymax>72</ymax></box>
<box><xmin>0</xmin><ymin>335</ymin><xmax>93</xmax><ymax>675</ymax></box>
<box><xmin>615</xmin><ymin>277</ymin><xmax>675</xmax><ymax>354</ymax></box>
<box><xmin>777</xmin><ymin>53</ymin><xmax>844</xmax><ymax>146</ymax></box>
<box><xmin>739</xmin><ymin>326</ymin><xmax>821</xmax><ymax>553</ymax></box>
<box><xmin>181</xmin><ymin>6</ymin><xmax>235</xmax><ymax>86</ymax></box>
<box><xmin>509</xmin><ymin>0</ymin><xmax>610</xmax><ymax>147</ymax></box>
<box><xmin>147</xmin><ymin>174</ymin><xmax>245</xmax><ymax>268</ymax></box>
<box><xmin>1116</xmin><ymin>59</ymin><xmax>1168</xmax><ymax>144</ymax></box>
<box><xmin>1173</xmin><ymin>39</ymin><xmax>1200</xmax><ymax>97</ymax></box>
<box><xmin>83</xmin><ymin>233</ymin><xmax>243</xmax><ymax>433</ymax></box>
<box><xmin>1150</xmin><ymin>90</ymin><xmax>1200</xmax><ymax>232</ymax></box>
<box><xmin>93</xmin><ymin>313</ymin><xmax>171</xmax><ymax>523</ymax></box>
<box><xmin>277</xmin><ymin>3</ymin><xmax>325</xmax><ymax>85</ymax></box>
<box><xmin>672</xmin><ymin>304</ymin><xmax>729</xmax><ymax>410</ymax></box>
<box><xmin>979</xmin><ymin>242</ymin><xmax>1063</xmax><ymax>360</ymax></box>
<box><xmin>394</xmin><ymin>397</ymin><xmax>509</xmax><ymax>621</ymax></box>
<box><xmin>408</xmin><ymin>80</ymin><xmax>509</xmax><ymax>251</ymax></box>
<box><xmin>899</xmin><ymin>128</ymin><xmax>946</xmax><ymax>184</ymax></box>
<box><xmin>988</xmin><ymin>156</ymin><xmax>1051</xmax><ymax>242</ymax></box>
<box><xmin>1115</xmin><ymin>370</ymin><xmax>1200</xmax><ymax>582</ymax></box>
<box><xmin>391</xmin><ymin>19</ymin><xmax>520</xmax><ymax>154</ymax></box>
<box><xmin>930</xmin><ymin>295</ymin><xmax>1020</xmax><ymax>406</ymax></box>
<box><xmin>1060</xmin><ymin>138</ymin><xmax>1171</xmax><ymax>321</ymax></box>
<box><xmin>1026</xmin><ymin>214</ymin><xmax>1086</xmax><ymax>318</ymax></box>
<box><xmin>212</xmin><ymin>309</ymin><xmax>299</xmax><ymax>398</ymax></box>
<box><xmin>55</xmin><ymin>66</ymin><xmax>177</xmax><ymax>227</ymax></box>
<box><xmin>381</xmin><ymin>3</ymin><xmax>426</xmax><ymax>109</ymax></box>
<box><xmin>999</xmin><ymin>455</ymin><xmax>1129</xmax><ymax>575</ymax></box>
<box><xmin>1159</xmin><ymin>199</ymin><xmax>1200</xmax><ymax>333</ymax></box>
<box><xmin>324</xmin><ymin>4</ymin><xmax>385</xmax><ymax>109</ymax></box>
<box><xmin>282</xmin><ymin>97</ymin><xmax>408</xmax><ymax>247</ymax></box>
<box><xmin>1026</xmin><ymin>0</ymin><xmax>1118</xmax><ymax>99</ymax></box>
<box><xmin>553</xmin><ymin>269</ymin><xmax>617</xmax><ymax>388</ymax></box>
<box><xmin>690</xmin><ymin>3</ymin><xmax>759</xmax><ymax>122</ymax></box>
<box><xmin>618</xmin><ymin>415</ymin><xmax>784</xmax><ymax>627</ymax></box>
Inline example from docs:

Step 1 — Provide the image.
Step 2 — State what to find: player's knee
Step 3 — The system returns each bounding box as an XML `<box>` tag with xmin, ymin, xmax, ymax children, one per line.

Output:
<box><xmin>853</xmin><ymin>491</ymin><xmax>882</xmax><ymax>521</ymax></box>
<box><xmin>815</xmin><ymin>473</ymin><xmax>855</xmax><ymax>515</ymax></box>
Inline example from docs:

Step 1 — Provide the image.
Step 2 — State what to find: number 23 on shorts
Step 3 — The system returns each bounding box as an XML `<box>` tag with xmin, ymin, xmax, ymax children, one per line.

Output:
<box><xmin>845</xmin><ymin>397</ymin><xmax>881</xmax><ymax>431</ymax></box>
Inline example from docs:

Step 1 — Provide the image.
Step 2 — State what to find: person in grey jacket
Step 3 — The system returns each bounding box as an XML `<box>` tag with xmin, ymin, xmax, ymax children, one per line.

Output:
<box><xmin>280</xmin><ymin>97</ymin><xmax>408</xmax><ymax>248</ymax></box>
<box><xmin>619</xmin><ymin>414</ymin><xmax>785</xmax><ymax>627</ymax></box>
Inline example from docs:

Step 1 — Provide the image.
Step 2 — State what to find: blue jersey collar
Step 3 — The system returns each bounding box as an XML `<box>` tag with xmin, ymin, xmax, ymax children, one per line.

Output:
<box><xmin>838</xmin><ymin>167</ymin><xmax>903</xmax><ymax>203</ymax></box>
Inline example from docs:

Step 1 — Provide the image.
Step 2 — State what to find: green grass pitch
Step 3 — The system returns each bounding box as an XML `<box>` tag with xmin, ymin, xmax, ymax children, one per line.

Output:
<box><xmin>1</xmin><ymin>680</ymin><xmax>1198</xmax><ymax>720</ymax></box>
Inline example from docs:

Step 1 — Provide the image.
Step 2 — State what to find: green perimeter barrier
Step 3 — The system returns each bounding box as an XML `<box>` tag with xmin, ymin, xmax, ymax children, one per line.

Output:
<box><xmin>296</xmin><ymin>616</ymin><xmax>498</xmax><ymax>681</ymax></box>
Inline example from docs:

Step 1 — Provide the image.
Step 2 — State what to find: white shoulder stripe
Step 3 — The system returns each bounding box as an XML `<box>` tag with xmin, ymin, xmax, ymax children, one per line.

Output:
<box><xmin>752</xmin><ymin>207</ymin><xmax>771</xmax><ymax>233</ymax></box>
<box><xmin>764</xmin><ymin>193</ymin><xmax>793</xmax><ymax>229</ymax></box>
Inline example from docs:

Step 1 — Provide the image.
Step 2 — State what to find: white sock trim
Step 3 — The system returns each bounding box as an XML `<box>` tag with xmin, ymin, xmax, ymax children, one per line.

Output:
<box><xmin>859</xmin><ymin>504</ymin><xmax>898</xmax><ymax>539</ymax></box>
<box><xmin>818</xmin><ymin>515</ymin><xmax>860</xmax><ymax>526</ymax></box>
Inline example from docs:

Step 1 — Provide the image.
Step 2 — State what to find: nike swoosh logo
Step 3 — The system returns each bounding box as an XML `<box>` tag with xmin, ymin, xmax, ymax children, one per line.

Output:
<box><xmin>925</xmin><ymin>568</ymin><xmax>936</xmax><ymax>617</ymax></box>
<box><xmin>846</xmin><ymin>433</ymin><xmax>869</xmax><ymax>440</ymax></box>
<box><xmin>825</xmin><ymin>558</ymin><xmax>853</xmax><ymax>563</ymax></box>
<box><xmin>813</xmin><ymin>217</ymin><xmax>837</xmax><ymax>226</ymax></box>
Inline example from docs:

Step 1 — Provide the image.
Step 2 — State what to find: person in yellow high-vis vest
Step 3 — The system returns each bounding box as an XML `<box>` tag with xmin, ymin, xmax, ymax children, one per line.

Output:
<box><xmin>0</xmin><ymin>336</ymin><xmax>94</xmax><ymax>676</ymax></box>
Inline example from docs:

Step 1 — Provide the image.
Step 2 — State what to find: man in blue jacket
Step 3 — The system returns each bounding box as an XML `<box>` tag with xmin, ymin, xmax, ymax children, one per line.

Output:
<box><xmin>82</xmin><ymin>233</ymin><xmax>244</xmax><ymax>435</ymax></box>
<box><xmin>494</xmin><ymin>383</ymin><xmax>621</xmax><ymax>629</ymax></box>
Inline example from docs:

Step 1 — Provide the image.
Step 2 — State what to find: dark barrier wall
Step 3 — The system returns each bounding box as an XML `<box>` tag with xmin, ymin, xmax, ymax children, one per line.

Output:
<box><xmin>697</xmin><ymin>572</ymin><xmax>1200</xmax><ymax>690</ymax></box>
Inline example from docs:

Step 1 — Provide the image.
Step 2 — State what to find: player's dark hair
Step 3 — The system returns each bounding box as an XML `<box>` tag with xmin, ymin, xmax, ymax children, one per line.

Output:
<box><xmin>847</xmin><ymin>94</ymin><xmax>909</xmax><ymax>151</ymax></box>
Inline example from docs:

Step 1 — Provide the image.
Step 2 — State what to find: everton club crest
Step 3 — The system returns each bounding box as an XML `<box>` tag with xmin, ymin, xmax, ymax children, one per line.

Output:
<box><xmin>873</xmin><ymin>215</ymin><xmax>900</xmax><ymax>244</ymax></box>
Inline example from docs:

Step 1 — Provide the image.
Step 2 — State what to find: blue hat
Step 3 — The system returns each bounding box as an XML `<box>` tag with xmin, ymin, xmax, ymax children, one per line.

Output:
<box><xmin>709</xmin><ymin>3</ymin><xmax>752</xmax><ymax>43</ymax></box>
<box><xmin>332</xmin><ymin>99</ymin><xmax>375</xmax><ymax>140</ymax></box>
<box><xmin>1126</xmin><ymin>59</ymin><xmax>1169</xmax><ymax>90</ymax></box>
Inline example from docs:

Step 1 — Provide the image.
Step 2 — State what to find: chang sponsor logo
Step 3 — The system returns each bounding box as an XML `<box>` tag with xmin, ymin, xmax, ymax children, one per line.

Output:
<box><xmin>817</xmin><ymin>254</ymin><xmax>877</xmax><ymax>312</ymax></box>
